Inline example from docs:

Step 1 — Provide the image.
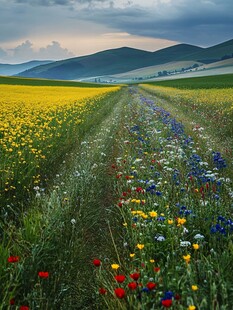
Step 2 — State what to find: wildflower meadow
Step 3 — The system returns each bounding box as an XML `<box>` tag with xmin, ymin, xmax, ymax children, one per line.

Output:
<box><xmin>0</xmin><ymin>75</ymin><xmax>232</xmax><ymax>309</ymax></box>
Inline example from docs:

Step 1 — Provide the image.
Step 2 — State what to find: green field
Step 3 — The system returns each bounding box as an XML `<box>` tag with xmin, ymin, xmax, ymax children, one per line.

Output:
<box><xmin>144</xmin><ymin>73</ymin><xmax>233</xmax><ymax>88</ymax></box>
<box><xmin>0</xmin><ymin>75</ymin><xmax>114</xmax><ymax>87</ymax></box>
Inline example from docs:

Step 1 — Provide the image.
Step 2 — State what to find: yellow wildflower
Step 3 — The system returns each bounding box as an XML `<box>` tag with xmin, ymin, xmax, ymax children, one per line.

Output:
<box><xmin>183</xmin><ymin>254</ymin><xmax>191</xmax><ymax>264</ymax></box>
<box><xmin>111</xmin><ymin>264</ymin><xmax>120</xmax><ymax>270</ymax></box>
<box><xmin>130</xmin><ymin>253</ymin><xmax>135</xmax><ymax>258</ymax></box>
<box><xmin>191</xmin><ymin>285</ymin><xmax>198</xmax><ymax>291</ymax></box>
<box><xmin>177</xmin><ymin>218</ymin><xmax>187</xmax><ymax>226</ymax></box>
<box><xmin>149</xmin><ymin>211</ymin><xmax>158</xmax><ymax>218</ymax></box>
<box><xmin>193</xmin><ymin>244</ymin><xmax>199</xmax><ymax>250</ymax></box>
<box><xmin>136</xmin><ymin>244</ymin><xmax>144</xmax><ymax>250</ymax></box>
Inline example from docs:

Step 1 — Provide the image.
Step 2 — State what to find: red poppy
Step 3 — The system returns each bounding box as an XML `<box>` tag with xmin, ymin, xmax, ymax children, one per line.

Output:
<box><xmin>114</xmin><ymin>288</ymin><xmax>125</xmax><ymax>299</ymax></box>
<box><xmin>10</xmin><ymin>299</ymin><xmax>15</xmax><ymax>305</ymax></box>
<box><xmin>93</xmin><ymin>259</ymin><xmax>101</xmax><ymax>267</ymax></box>
<box><xmin>154</xmin><ymin>267</ymin><xmax>160</xmax><ymax>272</ymax></box>
<box><xmin>114</xmin><ymin>275</ymin><xmax>126</xmax><ymax>283</ymax></box>
<box><xmin>162</xmin><ymin>299</ymin><xmax>173</xmax><ymax>307</ymax></box>
<box><xmin>99</xmin><ymin>288</ymin><xmax>107</xmax><ymax>295</ymax></box>
<box><xmin>8</xmin><ymin>256</ymin><xmax>20</xmax><ymax>263</ymax></box>
<box><xmin>130</xmin><ymin>273</ymin><xmax>140</xmax><ymax>281</ymax></box>
<box><xmin>146</xmin><ymin>282</ymin><xmax>157</xmax><ymax>290</ymax></box>
<box><xmin>175</xmin><ymin>294</ymin><xmax>181</xmax><ymax>300</ymax></box>
<box><xmin>128</xmin><ymin>282</ymin><xmax>137</xmax><ymax>290</ymax></box>
<box><xmin>20</xmin><ymin>306</ymin><xmax>30</xmax><ymax>310</ymax></box>
<box><xmin>38</xmin><ymin>271</ymin><xmax>49</xmax><ymax>278</ymax></box>
<box><xmin>118</xmin><ymin>202</ymin><xmax>123</xmax><ymax>207</ymax></box>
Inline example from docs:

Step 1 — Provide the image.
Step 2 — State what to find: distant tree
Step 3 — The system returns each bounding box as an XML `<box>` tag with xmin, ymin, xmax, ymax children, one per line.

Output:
<box><xmin>192</xmin><ymin>63</ymin><xmax>199</xmax><ymax>69</ymax></box>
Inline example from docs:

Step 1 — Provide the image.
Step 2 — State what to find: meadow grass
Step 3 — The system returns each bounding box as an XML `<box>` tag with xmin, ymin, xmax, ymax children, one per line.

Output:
<box><xmin>144</xmin><ymin>74</ymin><xmax>233</xmax><ymax>89</ymax></box>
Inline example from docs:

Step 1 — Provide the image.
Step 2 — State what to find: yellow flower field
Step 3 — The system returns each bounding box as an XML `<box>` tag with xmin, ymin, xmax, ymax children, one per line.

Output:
<box><xmin>0</xmin><ymin>84</ymin><xmax>120</xmax><ymax>200</ymax></box>
<box><xmin>141</xmin><ymin>84</ymin><xmax>233</xmax><ymax>112</ymax></box>
<box><xmin>140</xmin><ymin>84</ymin><xmax>233</xmax><ymax>140</ymax></box>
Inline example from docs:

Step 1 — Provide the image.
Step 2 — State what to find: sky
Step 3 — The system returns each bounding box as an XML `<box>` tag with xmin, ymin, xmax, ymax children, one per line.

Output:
<box><xmin>0</xmin><ymin>0</ymin><xmax>232</xmax><ymax>63</ymax></box>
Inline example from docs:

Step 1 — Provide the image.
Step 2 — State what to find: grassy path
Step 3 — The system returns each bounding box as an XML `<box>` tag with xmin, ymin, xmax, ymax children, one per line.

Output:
<box><xmin>35</xmin><ymin>88</ymin><xmax>130</xmax><ymax>309</ymax></box>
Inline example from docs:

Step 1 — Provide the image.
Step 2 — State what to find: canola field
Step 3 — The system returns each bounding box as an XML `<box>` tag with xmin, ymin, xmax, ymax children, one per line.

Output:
<box><xmin>0</xmin><ymin>84</ymin><xmax>120</xmax><ymax>205</ymax></box>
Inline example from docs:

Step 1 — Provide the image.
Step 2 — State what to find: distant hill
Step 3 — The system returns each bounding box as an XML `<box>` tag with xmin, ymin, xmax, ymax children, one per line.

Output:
<box><xmin>181</xmin><ymin>39</ymin><xmax>233</xmax><ymax>63</ymax></box>
<box><xmin>17</xmin><ymin>44</ymin><xmax>203</xmax><ymax>80</ymax></box>
<box><xmin>0</xmin><ymin>60</ymin><xmax>53</xmax><ymax>76</ymax></box>
<box><xmin>16</xmin><ymin>39</ymin><xmax>233</xmax><ymax>80</ymax></box>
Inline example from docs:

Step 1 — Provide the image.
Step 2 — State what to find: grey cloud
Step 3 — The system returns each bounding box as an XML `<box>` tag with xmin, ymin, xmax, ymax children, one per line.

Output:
<box><xmin>0</xmin><ymin>40</ymin><xmax>75</xmax><ymax>62</ymax></box>
<box><xmin>0</xmin><ymin>48</ymin><xmax>7</xmax><ymax>59</ymax></box>
<box><xmin>11</xmin><ymin>40</ymin><xmax>34</xmax><ymax>59</ymax></box>
<box><xmin>38</xmin><ymin>41</ymin><xmax>74</xmax><ymax>58</ymax></box>
<box><xmin>14</xmin><ymin>0</ymin><xmax>111</xmax><ymax>6</ymax></box>
<box><xmin>78</xmin><ymin>0</ymin><xmax>233</xmax><ymax>46</ymax></box>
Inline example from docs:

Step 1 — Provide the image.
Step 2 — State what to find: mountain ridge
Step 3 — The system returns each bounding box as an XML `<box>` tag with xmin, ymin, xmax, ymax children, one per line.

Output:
<box><xmin>0</xmin><ymin>60</ymin><xmax>53</xmax><ymax>76</ymax></box>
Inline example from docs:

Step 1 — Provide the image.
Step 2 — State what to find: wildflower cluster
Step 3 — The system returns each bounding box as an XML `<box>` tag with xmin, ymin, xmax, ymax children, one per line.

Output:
<box><xmin>94</xmin><ymin>87</ymin><xmax>232</xmax><ymax>309</ymax></box>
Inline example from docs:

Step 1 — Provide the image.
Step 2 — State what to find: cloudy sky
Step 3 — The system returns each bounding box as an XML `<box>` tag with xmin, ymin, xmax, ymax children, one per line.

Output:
<box><xmin>0</xmin><ymin>0</ymin><xmax>232</xmax><ymax>63</ymax></box>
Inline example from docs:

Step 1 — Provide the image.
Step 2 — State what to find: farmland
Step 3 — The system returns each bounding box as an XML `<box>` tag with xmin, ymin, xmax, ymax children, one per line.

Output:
<box><xmin>0</xmin><ymin>75</ymin><xmax>232</xmax><ymax>309</ymax></box>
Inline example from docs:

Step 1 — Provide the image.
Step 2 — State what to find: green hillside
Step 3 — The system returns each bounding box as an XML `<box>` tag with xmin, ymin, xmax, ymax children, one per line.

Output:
<box><xmin>182</xmin><ymin>39</ymin><xmax>233</xmax><ymax>63</ymax></box>
<box><xmin>17</xmin><ymin>45</ymin><xmax>203</xmax><ymax>80</ymax></box>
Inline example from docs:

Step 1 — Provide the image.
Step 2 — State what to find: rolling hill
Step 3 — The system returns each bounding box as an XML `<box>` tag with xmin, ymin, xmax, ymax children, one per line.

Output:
<box><xmin>181</xmin><ymin>39</ymin><xmax>233</xmax><ymax>63</ymax></box>
<box><xmin>16</xmin><ymin>39</ymin><xmax>233</xmax><ymax>81</ymax></box>
<box><xmin>0</xmin><ymin>60</ymin><xmax>53</xmax><ymax>76</ymax></box>
<box><xmin>17</xmin><ymin>44</ymin><xmax>203</xmax><ymax>80</ymax></box>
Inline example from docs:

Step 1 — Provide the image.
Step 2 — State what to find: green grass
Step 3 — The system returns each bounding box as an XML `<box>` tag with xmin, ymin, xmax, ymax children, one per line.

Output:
<box><xmin>144</xmin><ymin>73</ymin><xmax>233</xmax><ymax>89</ymax></box>
<box><xmin>0</xmin><ymin>75</ymin><xmax>114</xmax><ymax>87</ymax></box>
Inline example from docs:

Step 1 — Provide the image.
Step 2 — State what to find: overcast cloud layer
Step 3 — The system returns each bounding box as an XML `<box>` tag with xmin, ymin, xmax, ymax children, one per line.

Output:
<box><xmin>0</xmin><ymin>0</ymin><xmax>232</xmax><ymax>63</ymax></box>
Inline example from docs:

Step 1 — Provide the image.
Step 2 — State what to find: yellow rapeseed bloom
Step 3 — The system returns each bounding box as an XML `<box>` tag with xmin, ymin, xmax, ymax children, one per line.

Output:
<box><xmin>0</xmin><ymin>84</ymin><xmax>120</xmax><ymax>197</ymax></box>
